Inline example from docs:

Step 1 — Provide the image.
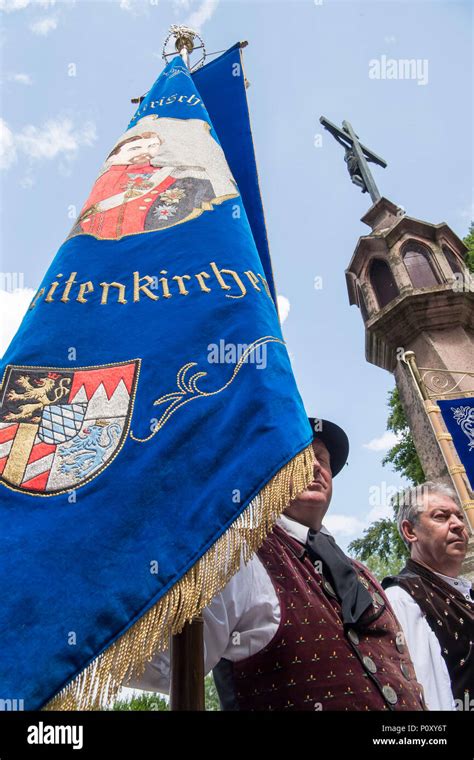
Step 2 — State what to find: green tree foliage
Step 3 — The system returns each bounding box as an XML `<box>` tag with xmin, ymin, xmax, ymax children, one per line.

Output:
<box><xmin>382</xmin><ymin>388</ymin><xmax>425</xmax><ymax>485</ymax></box>
<box><xmin>204</xmin><ymin>673</ymin><xmax>221</xmax><ymax>711</ymax></box>
<box><xmin>349</xmin><ymin>517</ymin><xmax>407</xmax><ymax>568</ymax></box>
<box><xmin>111</xmin><ymin>674</ymin><xmax>221</xmax><ymax>711</ymax></box>
<box><xmin>111</xmin><ymin>692</ymin><xmax>169</xmax><ymax>711</ymax></box>
<box><xmin>348</xmin><ymin>385</ymin><xmax>419</xmax><ymax>579</ymax></box>
<box><xmin>356</xmin><ymin>547</ymin><xmax>407</xmax><ymax>579</ymax></box>
<box><xmin>463</xmin><ymin>222</ymin><xmax>474</xmax><ymax>273</ymax></box>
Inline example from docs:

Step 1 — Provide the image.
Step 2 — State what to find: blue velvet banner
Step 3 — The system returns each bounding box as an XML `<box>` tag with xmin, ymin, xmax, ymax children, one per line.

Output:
<box><xmin>438</xmin><ymin>397</ymin><xmax>474</xmax><ymax>490</ymax></box>
<box><xmin>0</xmin><ymin>49</ymin><xmax>311</xmax><ymax>709</ymax></box>
<box><xmin>192</xmin><ymin>43</ymin><xmax>277</xmax><ymax>305</ymax></box>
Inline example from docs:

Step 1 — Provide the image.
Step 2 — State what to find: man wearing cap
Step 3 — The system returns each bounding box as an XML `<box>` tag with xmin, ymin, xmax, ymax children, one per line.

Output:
<box><xmin>126</xmin><ymin>417</ymin><xmax>426</xmax><ymax>711</ymax></box>
<box><xmin>383</xmin><ymin>482</ymin><xmax>473</xmax><ymax>711</ymax></box>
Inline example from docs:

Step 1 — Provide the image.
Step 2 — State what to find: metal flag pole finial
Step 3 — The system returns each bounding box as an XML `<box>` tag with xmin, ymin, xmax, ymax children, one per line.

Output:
<box><xmin>131</xmin><ymin>25</ymin><xmax>206</xmax><ymax>105</ymax></box>
<box><xmin>162</xmin><ymin>24</ymin><xmax>206</xmax><ymax>71</ymax></box>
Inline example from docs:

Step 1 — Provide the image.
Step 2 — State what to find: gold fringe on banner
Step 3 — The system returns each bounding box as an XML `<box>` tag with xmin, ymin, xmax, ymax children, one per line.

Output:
<box><xmin>43</xmin><ymin>443</ymin><xmax>315</xmax><ymax>711</ymax></box>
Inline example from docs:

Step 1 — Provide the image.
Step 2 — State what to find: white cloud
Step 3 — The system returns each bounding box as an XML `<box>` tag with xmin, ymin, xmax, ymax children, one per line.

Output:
<box><xmin>363</xmin><ymin>430</ymin><xmax>400</xmax><ymax>452</ymax></box>
<box><xmin>277</xmin><ymin>294</ymin><xmax>290</xmax><ymax>324</ymax></box>
<box><xmin>30</xmin><ymin>16</ymin><xmax>57</xmax><ymax>35</ymax></box>
<box><xmin>7</xmin><ymin>72</ymin><xmax>32</xmax><ymax>85</ymax></box>
<box><xmin>0</xmin><ymin>118</ymin><xmax>16</xmax><ymax>170</ymax></box>
<box><xmin>0</xmin><ymin>0</ymin><xmax>56</xmax><ymax>10</ymax></box>
<box><xmin>186</xmin><ymin>0</ymin><xmax>219</xmax><ymax>30</ymax></box>
<box><xmin>118</xmin><ymin>0</ymin><xmax>150</xmax><ymax>15</ymax></box>
<box><xmin>173</xmin><ymin>0</ymin><xmax>191</xmax><ymax>10</ymax></box>
<box><xmin>324</xmin><ymin>514</ymin><xmax>365</xmax><ymax>538</ymax></box>
<box><xmin>16</xmin><ymin>117</ymin><xmax>96</xmax><ymax>161</ymax></box>
<box><xmin>0</xmin><ymin>0</ymin><xmax>30</xmax><ymax>11</ymax></box>
<box><xmin>0</xmin><ymin>288</ymin><xmax>36</xmax><ymax>358</ymax></box>
<box><xmin>366</xmin><ymin>501</ymin><xmax>394</xmax><ymax>523</ymax></box>
<box><xmin>1</xmin><ymin>116</ymin><xmax>97</xmax><ymax>180</ymax></box>
<box><xmin>324</xmin><ymin>480</ymin><xmax>404</xmax><ymax>546</ymax></box>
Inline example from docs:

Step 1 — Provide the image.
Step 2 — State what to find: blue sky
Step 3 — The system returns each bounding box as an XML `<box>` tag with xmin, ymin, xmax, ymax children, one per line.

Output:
<box><xmin>0</xmin><ymin>0</ymin><xmax>472</xmax><ymax>551</ymax></box>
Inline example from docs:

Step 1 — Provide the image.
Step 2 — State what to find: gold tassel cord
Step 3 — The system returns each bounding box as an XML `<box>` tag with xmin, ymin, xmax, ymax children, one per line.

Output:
<box><xmin>43</xmin><ymin>443</ymin><xmax>315</xmax><ymax>711</ymax></box>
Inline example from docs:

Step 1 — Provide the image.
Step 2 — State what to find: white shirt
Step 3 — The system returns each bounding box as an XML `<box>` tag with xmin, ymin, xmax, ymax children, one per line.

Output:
<box><xmin>435</xmin><ymin>570</ymin><xmax>473</xmax><ymax>603</ymax></box>
<box><xmin>125</xmin><ymin>515</ymin><xmax>327</xmax><ymax>694</ymax></box>
<box><xmin>126</xmin><ymin>517</ymin><xmax>455</xmax><ymax>711</ymax></box>
<box><xmin>384</xmin><ymin>585</ymin><xmax>456</xmax><ymax>711</ymax></box>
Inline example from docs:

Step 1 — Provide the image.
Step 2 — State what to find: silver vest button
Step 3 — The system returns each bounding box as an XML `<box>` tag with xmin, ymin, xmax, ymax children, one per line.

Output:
<box><xmin>373</xmin><ymin>592</ymin><xmax>385</xmax><ymax>607</ymax></box>
<box><xmin>395</xmin><ymin>635</ymin><xmax>406</xmax><ymax>654</ymax></box>
<box><xmin>347</xmin><ymin>628</ymin><xmax>359</xmax><ymax>646</ymax></box>
<box><xmin>382</xmin><ymin>685</ymin><xmax>398</xmax><ymax>705</ymax></box>
<box><xmin>363</xmin><ymin>655</ymin><xmax>377</xmax><ymax>674</ymax></box>
<box><xmin>323</xmin><ymin>580</ymin><xmax>337</xmax><ymax>598</ymax></box>
<box><xmin>400</xmin><ymin>662</ymin><xmax>411</xmax><ymax>680</ymax></box>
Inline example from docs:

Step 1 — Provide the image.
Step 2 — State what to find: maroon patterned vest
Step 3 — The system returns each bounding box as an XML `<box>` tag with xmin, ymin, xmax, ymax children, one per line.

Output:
<box><xmin>383</xmin><ymin>558</ymin><xmax>474</xmax><ymax>703</ymax></box>
<box><xmin>213</xmin><ymin>525</ymin><xmax>426</xmax><ymax>711</ymax></box>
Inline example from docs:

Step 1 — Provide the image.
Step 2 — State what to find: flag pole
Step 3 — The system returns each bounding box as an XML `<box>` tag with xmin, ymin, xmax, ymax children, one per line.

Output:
<box><xmin>167</xmin><ymin>23</ymin><xmax>206</xmax><ymax>712</ymax></box>
<box><xmin>170</xmin><ymin>614</ymin><xmax>205</xmax><ymax>711</ymax></box>
<box><xmin>402</xmin><ymin>350</ymin><xmax>474</xmax><ymax>531</ymax></box>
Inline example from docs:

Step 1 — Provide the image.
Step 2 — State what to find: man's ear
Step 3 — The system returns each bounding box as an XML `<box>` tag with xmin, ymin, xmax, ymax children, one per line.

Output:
<box><xmin>401</xmin><ymin>519</ymin><xmax>418</xmax><ymax>546</ymax></box>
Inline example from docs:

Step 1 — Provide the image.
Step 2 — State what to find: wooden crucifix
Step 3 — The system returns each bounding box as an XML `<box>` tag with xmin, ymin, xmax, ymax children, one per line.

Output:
<box><xmin>320</xmin><ymin>117</ymin><xmax>387</xmax><ymax>204</ymax></box>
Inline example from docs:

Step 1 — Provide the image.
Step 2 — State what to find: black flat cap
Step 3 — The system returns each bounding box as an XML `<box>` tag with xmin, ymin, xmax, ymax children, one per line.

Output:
<box><xmin>307</xmin><ymin>417</ymin><xmax>349</xmax><ymax>477</ymax></box>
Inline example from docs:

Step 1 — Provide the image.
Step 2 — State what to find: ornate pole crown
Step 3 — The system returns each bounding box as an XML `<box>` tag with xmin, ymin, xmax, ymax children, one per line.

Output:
<box><xmin>162</xmin><ymin>24</ymin><xmax>206</xmax><ymax>71</ymax></box>
<box><xmin>131</xmin><ymin>25</ymin><xmax>206</xmax><ymax>104</ymax></box>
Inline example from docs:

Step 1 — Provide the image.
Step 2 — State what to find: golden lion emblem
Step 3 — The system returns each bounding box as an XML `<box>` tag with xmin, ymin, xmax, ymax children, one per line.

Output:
<box><xmin>3</xmin><ymin>373</ymin><xmax>71</xmax><ymax>424</ymax></box>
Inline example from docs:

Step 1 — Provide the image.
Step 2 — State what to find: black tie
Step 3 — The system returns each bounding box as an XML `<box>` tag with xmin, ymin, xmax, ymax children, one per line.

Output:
<box><xmin>306</xmin><ymin>528</ymin><xmax>373</xmax><ymax>626</ymax></box>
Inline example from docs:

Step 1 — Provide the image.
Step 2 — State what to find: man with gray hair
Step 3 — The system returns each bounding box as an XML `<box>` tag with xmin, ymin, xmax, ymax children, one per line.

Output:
<box><xmin>383</xmin><ymin>481</ymin><xmax>473</xmax><ymax>711</ymax></box>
